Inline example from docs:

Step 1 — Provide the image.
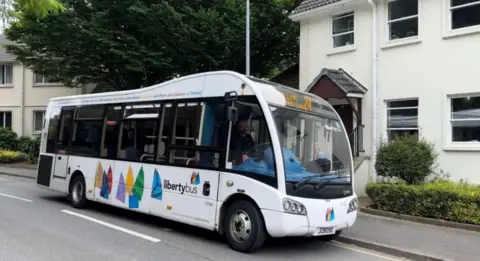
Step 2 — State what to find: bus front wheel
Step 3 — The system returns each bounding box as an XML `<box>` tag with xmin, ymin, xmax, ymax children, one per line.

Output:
<box><xmin>224</xmin><ymin>200</ymin><xmax>266</xmax><ymax>253</ymax></box>
<box><xmin>69</xmin><ymin>175</ymin><xmax>88</xmax><ymax>209</ymax></box>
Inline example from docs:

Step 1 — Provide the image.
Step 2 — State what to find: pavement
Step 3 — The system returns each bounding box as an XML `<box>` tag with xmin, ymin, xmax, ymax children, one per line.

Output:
<box><xmin>0</xmin><ymin>174</ymin><xmax>406</xmax><ymax>261</ymax></box>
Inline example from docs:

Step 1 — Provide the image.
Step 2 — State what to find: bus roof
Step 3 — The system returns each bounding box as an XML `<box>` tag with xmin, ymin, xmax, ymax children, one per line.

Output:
<box><xmin>49</xmin><ymin>71</ymin><xmax>334</xmax><ymax>117</ymax></box>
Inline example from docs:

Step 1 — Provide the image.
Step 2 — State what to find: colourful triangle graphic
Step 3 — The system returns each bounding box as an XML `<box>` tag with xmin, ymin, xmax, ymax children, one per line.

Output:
<box><xmin>116</xmin><ymin>173</ymin><xmax>126</xmax><ymax>203</ymax></box>
<box><xmin>107</xmin><ymin>166</ymin><xmax>113</xmax><ymax>193</ymax></box>
<box><xmin>100</xmin><ymin>170</ymin><xmax>109</xmax><ymax>199</ymax></box>
<box><xmin>126</xmin><ymin>166</ymin><xmax>134</xmax><ymax>195</ymax></box>
<box><xmin>129</xmin><ymin>193</ymin><xmax>139</xmax><ymax>209</ymax></box>
<box><xmin>151</xmin><ymin>169</ymin><xmax>162</xmax><ymax>200</ymax></box>
<box><xmin>94</xmin><ymin>162</ymin><xmax>103</xmax><ymax>189</ymax></box>
<box><xmin>132</xmin><ymin>166</ymin><xmax>144</xmax><ymax>201</ymax></box>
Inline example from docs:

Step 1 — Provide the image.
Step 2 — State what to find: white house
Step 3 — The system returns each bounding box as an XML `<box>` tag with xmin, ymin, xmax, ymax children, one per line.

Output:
<box><xmin>0</xmin><ymin>34</ymin><xmax>100</xmax><ymax>137</ymax></box>
<box><xmin>286</xmin><ymin>0</ymin><xmax>480</xmax><ymax>195</ymax></box>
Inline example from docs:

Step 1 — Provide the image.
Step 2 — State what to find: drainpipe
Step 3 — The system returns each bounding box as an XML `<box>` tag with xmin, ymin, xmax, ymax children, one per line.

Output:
<box><xmin>368</xmin><ymin>0</ymin><xmax>378</xmax><ymax>183</ymax></box>
<box><xmin>20</xmin><ymin>63</ymin><xmax>25</xmax><ymax>136</ymax></box>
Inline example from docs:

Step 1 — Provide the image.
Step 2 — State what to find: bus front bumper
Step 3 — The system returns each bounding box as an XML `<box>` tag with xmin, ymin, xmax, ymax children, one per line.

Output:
<box><xmin>261</xmin><ymin>209</ymin><xmax>357</xmax><ymax>238</ymax></box>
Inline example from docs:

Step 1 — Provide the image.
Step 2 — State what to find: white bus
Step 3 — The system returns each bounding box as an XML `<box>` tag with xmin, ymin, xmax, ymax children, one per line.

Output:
<box><xmin>36</xmin><ymin>70</ymin><xmax>357</xmax><ymax>253</ymax></box>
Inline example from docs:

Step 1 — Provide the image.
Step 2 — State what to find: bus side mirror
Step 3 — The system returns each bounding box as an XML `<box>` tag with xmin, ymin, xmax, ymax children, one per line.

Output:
<box><xmin>227</xmin><ymin>106</ymin><xmax>238</xmax><ymax>122</ymax></box>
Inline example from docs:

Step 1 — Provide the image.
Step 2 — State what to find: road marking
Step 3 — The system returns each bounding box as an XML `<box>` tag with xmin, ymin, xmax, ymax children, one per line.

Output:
<box><xmin>328</xmin><ymin>241</ymin><xmax>403</xmax><ymax>261</ymax></box>
<box><xmin>61</xmin><ymin>210</ymin><xmax>161</xmax><ymax>243</ymax></box>
<box><xmin>0</xmin><ymin>192</ymin><xmax>33</xmax><ymax>202</ymax></box>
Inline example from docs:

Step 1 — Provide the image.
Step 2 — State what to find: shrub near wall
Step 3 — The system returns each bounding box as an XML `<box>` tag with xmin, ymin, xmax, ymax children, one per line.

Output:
<box><xmin>366</xmin><ymin>182</ymin><xmax>480</xmax><ymax>225</ymax></box>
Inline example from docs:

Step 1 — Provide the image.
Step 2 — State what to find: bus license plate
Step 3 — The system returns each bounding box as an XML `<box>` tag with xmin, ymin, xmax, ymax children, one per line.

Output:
<box><xmin>317</xmin><ymin>227</ymin><xmax>335</xmax><ymax>235</ymax></box>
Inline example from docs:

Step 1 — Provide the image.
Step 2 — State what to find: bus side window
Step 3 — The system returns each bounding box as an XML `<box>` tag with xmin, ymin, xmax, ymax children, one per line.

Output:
<box><xmin>46</xmin><ymin>107</ymin><xmax>61</xmax><ymax>154</ymax></box>
<box><xmin>168</xmin><ymin>100</ymin><xmax>223</xmax><ymax>169</ymax></box>
<box><xmin>70</xmin><ymin>105</ymin><xmax>104</xmax><ymax>157</ymax></box>
<box><xmin>227</xmin><ymin>102</ymin><xmax>275</xmax><ymax>178</ymax></box>
<box><xmin>101</xmin><ymin>106</ymin><xmax>122</xmax><ymax>159</ymax></box>
<box><xmin>118</xmin><ymin>103</ymin><xmax>161</xmax><ymax>163</ymax></box>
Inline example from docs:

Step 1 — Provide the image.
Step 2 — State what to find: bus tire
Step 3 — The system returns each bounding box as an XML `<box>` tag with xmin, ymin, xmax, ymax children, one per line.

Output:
<box><xmin>69</xmin><ymin>175</ymin><xmax>88</xmax><ymax>209</ymax></box>
<box><xmin>224</xmin><ymin>200</ymin><xmax>266</xmax><ymax>253</ymax></box>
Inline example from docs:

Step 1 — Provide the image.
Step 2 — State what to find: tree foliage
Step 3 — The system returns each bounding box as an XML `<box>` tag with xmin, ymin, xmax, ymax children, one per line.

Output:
<box><xmin>4</xmin><ymin>0</ymin><xmax>300</xmax><ymax>90</ymax></box>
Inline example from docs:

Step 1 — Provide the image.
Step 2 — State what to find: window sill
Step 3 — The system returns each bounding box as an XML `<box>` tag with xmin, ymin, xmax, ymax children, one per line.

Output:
<box><xmin>442</xmin><ymin>25</ymin><xmax>480</xmax><ymax>39</ymax></box>
<box><xmin>33</xmin><ymin>83</ymin><xmax>64</xmax><ymax>88</ymax></box>
<box><xmin>0</xmin><ymin>84</ymin><xmax>14</xmax><ymax>88</ymax></box>
<box><xmin>381</xmin><ymin>37</ymin><xmax>422</xmax><ymax>50</ymax></box>
<box><xmin>443</xmin><ymin>143</ymin><xmax>480</xmax><ymax>152</ymax></box>
<box><xmin>326</xmin><ymin>45</ymin><xmax>356</xmax><ymax>56</ymax></box>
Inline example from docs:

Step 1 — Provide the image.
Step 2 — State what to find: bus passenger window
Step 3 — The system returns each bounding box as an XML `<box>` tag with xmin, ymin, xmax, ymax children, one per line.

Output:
<box><xmin>118</xmin><ymin>103</ymin><xmax>160</xmax><ymax>162</ymax></box>
<box><xmin>101</xmin><ymin>106</ymin><xmax>122</xmax><ymax>159</ymax></box>
<box><xmin>70</xmin><ymin>105</ymin><xmax>104</xmax><ymax>157</ymax></box>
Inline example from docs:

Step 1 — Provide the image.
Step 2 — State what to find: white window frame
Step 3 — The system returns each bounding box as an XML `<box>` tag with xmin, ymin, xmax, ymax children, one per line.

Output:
<box><xmin>444</xmin><ymin>93</ymin><xmax>480</xmax><ymax>151</ymax></box>
<box><xmin>0</xmin><ymin>111</ymin><xmax>12</xmax><ymax>128</ymax></box>
<box><xmin>442</xmin><ymin>0</ymin><xmax>480</xmax><ymax>38</ymax></box>
<box><xmin>331</xmin><ymin>10</ymin><xmax>355</xmax><ymax>49</ymax></box>
<box><xmin>33</xmin><ymin>110</ymin><xmax>46</xmax><ymax>133</ymax></box>
<box><xmin>385</xmin><ymin>98</ymin><xmax>419</xmax><ymax>141</ymax></box>
<box><xmin>0</xmin><ymin>64</ymin><xmax>13</xmax><ymax>85</ymax></box>
<box><xmin>386</xmin><ymin>0</ymin><xmax>419</xmax><ymax>42</ymax></box>
<box><xmin>34</xmin><ymin>73</ymin><xmax>52</xmax><ymax>84</ymax></box>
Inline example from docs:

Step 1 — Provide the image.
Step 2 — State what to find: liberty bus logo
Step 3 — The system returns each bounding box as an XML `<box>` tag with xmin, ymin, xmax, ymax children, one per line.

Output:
<box><xmin>326</xmin><ymin>207</ymin><xmax>335</xmax><ymax>222</ymax></box>
<box><xmin>164</xmin><ymin>171</ymin><xmax>201</xmax><ymax>195</ymax></box>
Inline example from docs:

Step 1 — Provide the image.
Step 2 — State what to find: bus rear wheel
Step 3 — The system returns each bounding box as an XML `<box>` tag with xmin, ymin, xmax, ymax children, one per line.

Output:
<box><xmin>224</xmin><ymin>200</ymin><xmax>266</xmax><ymax>253</ymax></box>
<box><xmin>69</xmin><ymin>175</ymin><xmax>88</xmax><ymax>209</ymax></box>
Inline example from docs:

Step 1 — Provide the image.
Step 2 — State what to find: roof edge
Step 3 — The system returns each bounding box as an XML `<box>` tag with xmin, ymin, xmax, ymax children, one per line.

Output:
<box><xmin>289</xmin><ymin>0</ymin><xmax>354</xmax><ymax>22</ymax></box>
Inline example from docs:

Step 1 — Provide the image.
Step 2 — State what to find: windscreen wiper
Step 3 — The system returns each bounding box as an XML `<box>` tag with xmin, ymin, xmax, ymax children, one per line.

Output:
<box><xmin>293</xmin><ymin>175</ymin><xmax>322</xmax><ymax>190</ymax></box>
<box><xmin>314</xmin><ymin>176</ymin><xmax>349</xmax><ymax>191</ymax></box>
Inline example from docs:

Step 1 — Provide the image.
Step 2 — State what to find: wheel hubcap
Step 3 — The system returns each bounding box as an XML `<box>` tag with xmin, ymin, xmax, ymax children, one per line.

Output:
<box><xmin>72</xmin><ymin>181</ymin><xmax>83</xmax><ymax>203</ymax></box>
<box><xmin>229</xmin><ymin>210</ymin><xmax>252</xmax><ymax>242</ymax></box>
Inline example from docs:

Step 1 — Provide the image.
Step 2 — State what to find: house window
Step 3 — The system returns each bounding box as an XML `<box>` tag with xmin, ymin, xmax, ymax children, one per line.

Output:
<box><xmin>0</xmin><ymin>111</ymin><xmax>12</xmax><ymax>128</ymax></box>
<box><xmin>332</xmin><ymin>11</ymin><xmax>354</xmax><ymax>48</ymax></box>
<box><xmin>450</xmin><ymin>0</ymin><xmax>480</xmax><ymax>30</ymax></box>
<box><xmin>386</xmin><ymin>99</ymin><xmax>419</xmax><ymax>141</ymax></box>
<box><xmin>0</xmin><ymin>64</ymin><xmax>13</xmax><ymax>85</ymax></box>
<box><xmin>450</xmin><ymin>95</ymin><xmax>480</xmax><ymax>142</ymax></box>
<box><xmin>34</xmin><ymin>74</ymin><xmax>51</xmax><ymax>84</ymax></box>
<box><xmin>33</xmin><ymin>110</ymin><xmax>46</xmax><ymax>132</ymax></box>
<box><xmin>388</xmin><ymin>0</ymin><xmax>419</xmax><ymax>40</ymax></box>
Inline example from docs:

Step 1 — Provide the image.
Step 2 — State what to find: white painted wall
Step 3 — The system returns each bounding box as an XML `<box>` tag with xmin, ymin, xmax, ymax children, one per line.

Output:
<box><xmin>296</xmin><ymin>0</ymin><xmax>480</xmax><ymax>185</ymax></box>
<box><xmin>0</xmin><ymin>62</ymin><xmax>82</xmax><ymax>136</ymax></box>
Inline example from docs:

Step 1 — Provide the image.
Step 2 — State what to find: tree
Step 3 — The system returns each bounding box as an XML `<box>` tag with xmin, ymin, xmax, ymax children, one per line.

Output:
<box><xmin>0</xmin><ymin>0</ymin><xmax>65</xmax><ymax>28</ymax></box>
<box><xmin>3</xmin><ymin>0</ymin><xmax>300</xmax><ymax>90</ymax></box>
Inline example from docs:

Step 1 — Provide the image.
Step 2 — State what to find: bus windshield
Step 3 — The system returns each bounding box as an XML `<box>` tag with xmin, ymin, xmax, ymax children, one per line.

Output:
<box><xmin>269</xmin><ymin>105</ymin><xmax>353</xmax><ymax>198</ymax></box>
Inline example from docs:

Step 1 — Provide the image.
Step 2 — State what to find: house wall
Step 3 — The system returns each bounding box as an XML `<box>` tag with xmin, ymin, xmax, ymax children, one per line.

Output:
<box><xmin>0</xmin><ymin>62</ymin><xmax>82</xmax><ymax>137</ymax></box>
<box><xmin>298</xmin><ymin>2</ymin><xmax>374</xmax><ymax>195</ymax></box>
<box><xmin>297</xmin><ymin>0</ymin><xmax>480</xmax><ymax>186</ymax></box>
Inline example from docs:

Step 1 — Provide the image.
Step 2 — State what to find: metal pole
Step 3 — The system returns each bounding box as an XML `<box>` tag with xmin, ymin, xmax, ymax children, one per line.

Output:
<box><xmin>245</xmin><ymin>0</ymin><xmax>250</xmax><ymax>76</ymax></box>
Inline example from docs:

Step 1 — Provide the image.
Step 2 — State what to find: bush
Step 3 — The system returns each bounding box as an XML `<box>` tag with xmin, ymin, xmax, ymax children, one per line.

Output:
<box><xmin>366</xmin><ymin>182</ymin><xmax>480</xmax><ymax>225</ymax></box>
<box><xmin>0</xmin><ymin>150</ymin><xmax>28</xmax><ymax>163</ymax></box>
<box><xmin>375</xmin><ymin>133</ymin><xmax>437</xmax><ymax>184</ymax></box>
<box><xmin>17</xmin><ymin>136</ymin><xmax>41</xmax><ymax>162</ymax></box>
<box><xmin>0</xmin><ymin>128</ymin><xmax>18</xmax><ymax>151</ymax></box>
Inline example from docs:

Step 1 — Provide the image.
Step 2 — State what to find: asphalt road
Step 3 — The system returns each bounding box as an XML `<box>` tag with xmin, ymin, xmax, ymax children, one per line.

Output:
<box><xmin>0</xmin><ymin>175</ymin><xmax>407</xmax><ymax>261</ymax></box>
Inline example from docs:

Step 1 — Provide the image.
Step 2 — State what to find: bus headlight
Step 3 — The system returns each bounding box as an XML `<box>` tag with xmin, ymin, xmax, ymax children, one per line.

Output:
<box><xmin>283</xmin><ymin>198</ymin><xmax>307</xmax><ymax>215</ymax></box>
<box><xmin>347</xmin><ymin>197</ymin><xmax>358</xmax><ymax>213</ymax></box>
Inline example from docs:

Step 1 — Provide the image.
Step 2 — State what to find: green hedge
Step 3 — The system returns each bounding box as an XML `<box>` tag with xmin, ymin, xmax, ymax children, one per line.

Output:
<box><xmin>0</xmin><ymin>150</ymin><xmax>28</xmax><ymax>163</ymax></box>
<box><xmin>366</xmin><ymin>182</ymin><xmax>480</xmax><ymax>225</ymax></box>
<box><xmin>0</xmin><ymin>128</ymin><xmax>40</xmax><ymax>163</ymax></box>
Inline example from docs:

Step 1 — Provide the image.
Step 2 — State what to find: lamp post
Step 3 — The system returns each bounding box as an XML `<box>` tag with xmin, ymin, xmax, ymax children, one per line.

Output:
<box><xmin>245</xmin><ymin>0</ymin><xmax>250</xmax><ymax>76</ymax></box>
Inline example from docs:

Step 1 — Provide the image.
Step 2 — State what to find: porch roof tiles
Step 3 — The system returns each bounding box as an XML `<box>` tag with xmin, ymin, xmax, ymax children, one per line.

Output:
<box><xmin>305</xmin><ymin>68</ymin><xmax>367</xmax><ymax>94</ymax></box>
<box><xmin>291</xmin><ymin>0</ymin><xmax>343</xmax><ymax>16</ymax></box>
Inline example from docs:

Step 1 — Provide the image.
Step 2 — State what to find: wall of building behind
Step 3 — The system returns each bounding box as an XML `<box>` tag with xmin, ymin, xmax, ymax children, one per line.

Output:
<box><xmin>298</xmin><ymin>0</ymin><xmax>480</xmax><ymax>185</ymax></box>
<box><xmin>0</xmin><ymin>62</ymin><xmax>82</xmax><ymax>137</ymax></box>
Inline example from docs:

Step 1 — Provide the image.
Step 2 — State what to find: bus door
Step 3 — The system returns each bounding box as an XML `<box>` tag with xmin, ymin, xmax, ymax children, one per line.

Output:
<box><xmin>53</xmin><ymin>107</ymin><xmax>75</xmax><ymax>179</ymax></box>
